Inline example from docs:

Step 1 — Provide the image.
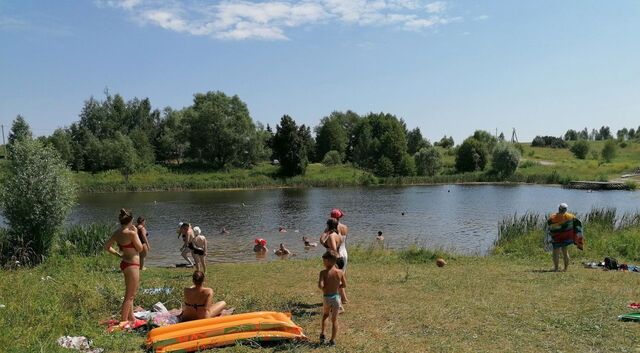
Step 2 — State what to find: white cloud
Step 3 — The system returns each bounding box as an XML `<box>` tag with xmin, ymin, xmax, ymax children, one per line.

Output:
<box><xmin>0</xmin><ymin>15</ymin><xmax>72</xmax><ymax>36</ymax></box>
<box><xmin>425</xmin><ymin>1</ymin><xmax>446</xmax><ymax>14</ymax></box>
<box><xmin>0</xmin><ymin>16</ymin><xmax>28</xmax><ymax>30</ymax></box>
<box><xmin>99</xmin><ymin>0</ymin><xmax>463</xmax><ymax>40</ymax></box>
<box><xmin>474</xmin><ymin>14</ymin><xmax>489</xmax><ymax>21</ymax></box>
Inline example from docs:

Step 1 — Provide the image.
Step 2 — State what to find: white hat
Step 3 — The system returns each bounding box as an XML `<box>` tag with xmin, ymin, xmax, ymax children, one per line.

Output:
<box><xmin>193</xmin><ymin>226</ymin><xmax>202</xmax><ymax>236</ymax></box>
<box><xmin>559</xmin><ymin>203</ymin><xmax>568</xmax><ymax>210</ymax></box>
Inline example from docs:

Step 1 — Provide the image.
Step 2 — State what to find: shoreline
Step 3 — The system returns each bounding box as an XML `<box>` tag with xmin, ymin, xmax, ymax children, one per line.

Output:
<box><xmin>78</xmin><ymin>180</ymin><xmax>573</xmax><ymax>194</ymax></box>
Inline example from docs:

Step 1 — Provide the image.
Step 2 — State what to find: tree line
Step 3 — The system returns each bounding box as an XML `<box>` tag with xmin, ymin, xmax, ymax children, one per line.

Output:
<box><xmin>4</xmin><ymin>90</ymin><xmax>580</xmax><ymax>179</ymax></box>
<box><xmin>3</xmin><ymin>91</ymin><xmax>451</xmax><ymax>177</ymax></box>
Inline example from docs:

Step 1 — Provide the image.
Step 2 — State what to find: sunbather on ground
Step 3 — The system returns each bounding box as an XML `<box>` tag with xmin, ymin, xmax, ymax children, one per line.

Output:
<box><xmin>180</xmin><ymin>271</ymin><xmax>226</xmax><ymax>322</ymax></box>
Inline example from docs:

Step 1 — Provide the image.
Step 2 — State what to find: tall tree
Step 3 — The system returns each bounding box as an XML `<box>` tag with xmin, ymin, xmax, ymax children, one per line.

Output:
<box><xmin>407</xmin><ymin>127</ymin><xmax>429</xmax><ymax>155</ymax></box>
<box><xmin>350</xmin><ymin>113</ymin><xmax>408</xmax><ymax>175</ymax></box>
<box><xmin>156</xmin><ymin>108</ymin><xmax>189</xmax><ymax>163</ymax></box>
<box><xmin>434</xmin><ymin>135</ymin><xmax>454</xmax><ymax>148</ymax></box>
<box><xmin>598</xmin><ymin>126</ymin><xmax>612</xmax><ymax>140</ymax></box>
<box><xmin>455</xmin><ymin>137</ymin><xmax>489</xmax><ymax>172</ymax></box>
<box><xmin>472</xmin><ymin>130</ymin><xmax>498</xmax><ymax>151</ymax></box>
<box><xmin>315</xmin><ymin>113</ymin><xmax>349</xmax><ymax>161</ymax></box>
<box><xmin>255</xmin><ymin>122</ymin><xmax>274</xmax><ymax>162</ymax></box>
<box><xmin>578</xmin><ymin>128</ymin><xmax>589</xmax><ymax>140</ymax></box>
<box><xmin>8</xmin><ymin>115</ymin><xmax>32</xmax><ymax>146</ymax></box>
<box><xmin>47</xmin><ymin>128</ymin><xmax>73</xmax><ymax>165</ymax></box>
<box><xmin>185</xmin><ymin>91</ymin><xmax>258</xmax><ymax>169</ymax></box>
<box><xmin>272</xmin><ymin>115</ymin><xmax>308</xmax><ymax>176</ymax></box>
<box><xmin>564</xmin><ymin>129</ymin><xmax>578</xmax><ymax>141</ymax></box>
<box><xmin>299</xmin><ymin>124</ymin><xmax>316</xmax><ymax>163</ymax></box>
<box><xmin>129</xmin><ymin>128</ymin><xmax>155</xmax><ymax>167</ymax></box>
<box><xmin>617</xmin><ymin>128</ymin><xmax>629</xmax><ymax>141</ymax></box>
<box><xmin>415</xmin><ymin>146</ymin><xmax>442</xmax><ymax>176</ymax></box>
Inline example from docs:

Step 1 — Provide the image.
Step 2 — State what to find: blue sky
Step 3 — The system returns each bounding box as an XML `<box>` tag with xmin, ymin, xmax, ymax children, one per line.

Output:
<box><xmin>0</xmin><ymin>0</ymin><xmax>639</xmax><ymax>143</ymax></box>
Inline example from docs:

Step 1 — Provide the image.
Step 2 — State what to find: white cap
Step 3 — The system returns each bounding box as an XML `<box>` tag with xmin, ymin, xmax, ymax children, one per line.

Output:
<box><xmin>193</xmin><ymin>226</ymin><xmax>202</xmax><ymax>236</ymax></box>
<box><xmin>559</xmin><ymin>203</ymin><xmax>568</xmax><ymax>210</ymax></box>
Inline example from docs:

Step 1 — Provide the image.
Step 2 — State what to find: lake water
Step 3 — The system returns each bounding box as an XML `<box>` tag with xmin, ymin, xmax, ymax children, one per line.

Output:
<box><xmin>64</xmin><ymin>185</ymin><xmax>640</xmax><ymax>266</ymax></box>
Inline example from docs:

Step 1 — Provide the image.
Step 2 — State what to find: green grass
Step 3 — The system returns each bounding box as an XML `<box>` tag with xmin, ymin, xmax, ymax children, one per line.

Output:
<box><xmin>2</xmin><ymin>244</ymin><xmax>640</xmax><ymax>353</ymax></box>
<box><xmin>7</xmin><ymin>140</ymin><xmax>638</xmax><ymax>192</ymax></box>
<box><xmin>517</xmin><ymin>140</ymin><xmax>640</xmax><ymax>182</ymax></box>
<box><xmin>494</xmin><ymin>208</ymin><xmax>640</xmax><ymax>262</ymax></box>
<box><xmin>73</xmin><ymin>163</ymin><xmax>376</xmax><ymax>192</ymax></box>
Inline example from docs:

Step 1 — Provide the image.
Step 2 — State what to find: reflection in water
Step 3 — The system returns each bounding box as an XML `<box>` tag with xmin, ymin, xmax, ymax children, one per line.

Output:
<box><xmin>60</xmin><ymin>185</ymin><xmax>640</xmax><ymax>266</ymax></box>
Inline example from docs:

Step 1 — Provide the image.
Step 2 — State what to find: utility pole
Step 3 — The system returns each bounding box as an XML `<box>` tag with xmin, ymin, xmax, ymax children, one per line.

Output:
<box><xmin>1</xmin><ymin>124</ymin><xmax>5</xmax><ymax>157</ymax></box>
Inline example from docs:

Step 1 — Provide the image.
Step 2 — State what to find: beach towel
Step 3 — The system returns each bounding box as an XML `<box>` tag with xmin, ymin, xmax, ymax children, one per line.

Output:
<box><xmin>619</xmin><ymin>312</ymin><xmax>640</xmax><ymax>322</ymax></box>
<box><xmin>547</xmin><ymin>213</ymin><xmax>584</xmax><ymax>250</ymax></box>
<box><xmin>57</xmin><ymin>336</ymin><xmax>104</xmax><ymax>353</ymax></box>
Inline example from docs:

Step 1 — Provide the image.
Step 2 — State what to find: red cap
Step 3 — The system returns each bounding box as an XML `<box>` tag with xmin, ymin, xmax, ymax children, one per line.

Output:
<box><xmin>330</xmin><ymin>209</ymin><xmax>344</xmax><ymax>219</ymax></box>
<box><xmin>255</xmin><ymin>238</ymin><xmax>267</xmax><ymax>246</ymax></box>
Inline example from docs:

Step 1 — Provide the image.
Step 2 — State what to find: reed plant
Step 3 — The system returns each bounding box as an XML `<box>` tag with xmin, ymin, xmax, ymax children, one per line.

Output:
<box><xmin>493</xmin><ymin>207</ymin><xmax>640</xmax><ymax>262</ymax></box>
<box><xmin>57</xmin><ymin>223</ymin><xmax>114</xmax><ymax>257</ymax></box>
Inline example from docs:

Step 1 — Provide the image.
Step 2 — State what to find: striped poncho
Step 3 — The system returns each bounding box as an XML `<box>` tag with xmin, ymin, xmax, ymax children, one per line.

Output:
<box><xmin>546</xmin><ymin>212</ymin><xmax>584</xmax><ymax>250</ymax></box>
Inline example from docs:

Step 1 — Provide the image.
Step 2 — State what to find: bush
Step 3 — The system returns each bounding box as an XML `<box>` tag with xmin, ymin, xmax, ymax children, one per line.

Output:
<box><xmin>0</xmin><ymin>139</ymin><xmax>77</xmax><ymax>265</ymax></box>
<box><xmin>570</xmin><ymin>140</ymin><xmax>590</xmax><ymax>159</ymax></box>
<box><xmin>455</xmin><ymin>138</ymin><xmax>488</xmax><ymax>172</ymax></box>
<box><xmin>601</xmin><ymin>139</ymin><xmax>617</xmax><ymax>162</ymax></box>
<box><xmin>531</xmin><ymin>136</ymin><xmax>568</xmax><ymax>148</ymax></box>
<box><xmin>434</xmin><ymin>135</ymin><xmax>454</xmax><ymax>149</ymax></box>
<box><xmin>322</xmin><ymin>150</ymin><xmax>342</xmax><ymax>166</ymax></box>
<box><xmin>376</xmin><ymin>157</ymin><xmax>394</xmax><ymax>177</ymax></box>
<box><xmin>519</xmin><ymin>160</ymin><xmax>540</xmax><ymax>169</ymax></box>
<box><xmin>491</xmin><ymin>143</ymin><xmax>521</xmax><ymax>177</ymax></box>
<box><xmin>398</xmin><ymin>246</ymin><xmax>450</xmax><ymax>264</ymax></box>
<box><xmin>397</xmin><ymin>154</ymin><xmax>416</xmax><ymax>176</ymax></box>
<box><xmin>414</xmin><ymin>147</ymin><xmax>442</xmax><ymax>176</ymax></box>
<box><xmin>57</xmin><ymin>224</ymin><xmax>113</xmax><ymax>257</ymax></box>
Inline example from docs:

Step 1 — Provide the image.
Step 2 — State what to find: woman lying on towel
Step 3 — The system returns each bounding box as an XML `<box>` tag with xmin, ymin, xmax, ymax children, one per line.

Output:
<box><xmin>180</xmin><ymin>271</ymin><xmax>227</xmax><ymax>322</ymax></box>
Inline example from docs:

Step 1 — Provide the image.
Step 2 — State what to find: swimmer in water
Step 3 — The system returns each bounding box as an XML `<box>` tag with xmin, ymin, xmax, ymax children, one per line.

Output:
<box><xmin>253</xmin><ymin>238</ymin><xmax>268</xmax><ymax>253</ymax></box>
<box><xmin>303</xmin><ymin>236</ymin><xmax>318</xmax><ymax>247</ymax></box>
<box><xmin>274</xmin><ymin>243</ymin><xmax>292</xmax><ymax>256</ymax></box>
<box><xmin>279</xmin><ymin>226</ymin><xmax>288</xmax><ymax>233</ymax></box>
<box><xmin>376</xmin><ymin>231</ymin><xmax>384</xmax><ymax>241</ymax></box>
<box><xmin>220</xmin><ymin>227</ymin><xmax>229</xmax><ymax>235</ymax></box>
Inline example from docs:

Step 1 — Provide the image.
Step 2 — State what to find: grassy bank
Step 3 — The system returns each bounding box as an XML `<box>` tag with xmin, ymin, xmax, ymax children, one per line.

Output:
<box><xmin>2</xmin><ymin>240</ymin><xmax>640</xmax><ymax>352</ymax></box>
<box><xmin>73</xmin><ymin>163</ymin><xmax>376</xmax><ymax>192</ymax></box>
<box><xmin>67</xmin><ymin>140</ymin><xmax>640</xmax><ymax>192</ymax></box>
<box><xmin>2</xmin><ymin>140</ymin><xmax>640</xmax><ymax>193</ymax></box>
<box><xmin>494</xmin><ymin>207</ymin><xmax>640</xmax><ymax>261</ymax></box>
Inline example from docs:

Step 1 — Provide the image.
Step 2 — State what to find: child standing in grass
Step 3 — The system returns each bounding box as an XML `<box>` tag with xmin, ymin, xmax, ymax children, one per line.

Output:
<box><xmin>318</xmin><ymin>250</ymin><xmax>347</xmax><ymax>345</ymax></box>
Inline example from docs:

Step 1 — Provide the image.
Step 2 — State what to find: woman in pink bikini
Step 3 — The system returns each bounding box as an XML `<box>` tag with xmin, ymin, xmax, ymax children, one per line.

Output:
<box><xmin>104</xmin><ymin>209</ymin><xmax>143</xmax><ymax>324</ymax></box>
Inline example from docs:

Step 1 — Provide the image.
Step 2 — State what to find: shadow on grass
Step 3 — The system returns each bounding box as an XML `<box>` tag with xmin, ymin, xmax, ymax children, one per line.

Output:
<box><xmin>238</xmin><ymin>339</ymin><xmax>326</xmax><ymax>351</ymax></box>
<box><xmin>527</xmin><ymin>269</ymin><xmax>562</xmax><ymax>273</ymax></box>
<box><xmin>285</xmin><ymin>301</ymin><xmax>322</xmax><ymax>319</ymax></box>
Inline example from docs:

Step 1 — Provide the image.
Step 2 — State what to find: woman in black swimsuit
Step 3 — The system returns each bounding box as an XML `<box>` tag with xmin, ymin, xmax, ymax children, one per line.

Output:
<box><xmin>136</xmin><ymin>216</ymin><xmax>150</xmax><ymax>270</ymax></box>
<box><xmin>181</xmin><ymin>271</ymin><xmax>226</xmax><ymax>322</ymax></box>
